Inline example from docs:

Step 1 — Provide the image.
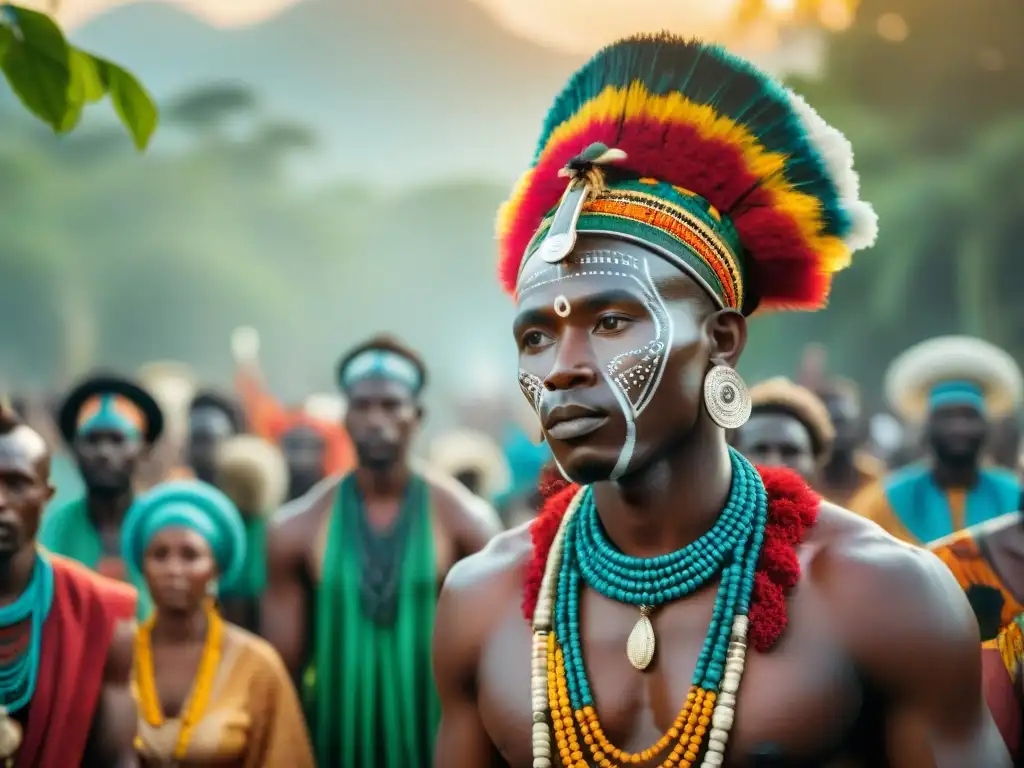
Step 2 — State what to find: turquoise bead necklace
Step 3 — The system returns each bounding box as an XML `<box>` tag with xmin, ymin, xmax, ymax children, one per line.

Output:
<box><xmin>0</xmin><ymin>552</ymin><xmax>56</xmax><ymax>762</ymax></box>
<box><xmin>554</xmin><ymin>446</ymin><xmax>767</xmax><ymax>712</ymax></box>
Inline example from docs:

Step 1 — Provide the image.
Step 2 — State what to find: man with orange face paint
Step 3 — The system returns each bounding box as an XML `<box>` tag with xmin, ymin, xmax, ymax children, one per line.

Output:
<box><xmin>40</xmin><ymin>374</ymin><xmax>164</xmax><ymax>617</ymax></box>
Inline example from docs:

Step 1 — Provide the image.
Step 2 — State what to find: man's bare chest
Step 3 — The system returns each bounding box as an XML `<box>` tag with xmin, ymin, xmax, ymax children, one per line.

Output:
<box><xmin>477</xmin><ymin>588</ymin><xmax>868</xmax><ymax>767</ymax></box>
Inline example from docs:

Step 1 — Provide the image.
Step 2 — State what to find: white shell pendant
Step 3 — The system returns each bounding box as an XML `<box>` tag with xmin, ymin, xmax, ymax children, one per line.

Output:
<box><xmin>626</xmin><ymin>606</ymin><xmax>656</xmax><ymax>671</ymax></box>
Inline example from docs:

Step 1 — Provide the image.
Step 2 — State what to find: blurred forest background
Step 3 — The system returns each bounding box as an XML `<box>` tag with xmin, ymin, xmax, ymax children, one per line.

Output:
<box><xmin>1</xmin><ymin>0</ymin><xmax>1021</xmax><ymax>431</ymax></box>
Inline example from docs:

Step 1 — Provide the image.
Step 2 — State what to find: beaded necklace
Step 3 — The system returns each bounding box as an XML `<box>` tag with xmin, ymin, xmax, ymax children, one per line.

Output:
<box><xmin>531</xmin><ymin>448</ymin><xmax>767</xmax><ymax>768</ymax></box>
<box><xmin>134</xmin><ymin>598</ymin><xmax>224</xmax><ymax>760</ymax></box>
<box><xmin>0</xmin><ymin>553</ymin><xmax>55</xmax><ymax>766</ymax></box>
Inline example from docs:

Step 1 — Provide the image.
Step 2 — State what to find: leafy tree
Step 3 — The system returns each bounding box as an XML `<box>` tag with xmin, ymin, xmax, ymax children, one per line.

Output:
<box><xmin>0</xmin><ymin>4</ymin><xmax>157</xmax><ymax>147</ymax></box>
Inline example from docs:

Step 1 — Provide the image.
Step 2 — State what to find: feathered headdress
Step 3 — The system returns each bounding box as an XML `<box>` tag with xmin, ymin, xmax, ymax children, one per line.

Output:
<box><xmin>497</xmin><ymin>34</ymin><xmax>877</xmax><ymax>312</ymax></box>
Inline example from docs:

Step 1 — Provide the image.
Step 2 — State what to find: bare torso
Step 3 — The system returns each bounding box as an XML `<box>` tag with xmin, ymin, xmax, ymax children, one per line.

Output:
<box><xmin>264</xmin><ymin>469</ymin><xmax>501</xmax><ymax>677</ymax></box>
<box><xmin>438</xmin><ymin>502</ymin><xmax>1006</xmax><ymax>768</ymax></box>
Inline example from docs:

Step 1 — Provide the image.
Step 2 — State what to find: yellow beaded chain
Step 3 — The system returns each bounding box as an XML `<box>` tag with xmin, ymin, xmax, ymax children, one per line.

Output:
<box><xmin>530</xmin><ymin>487</ymin><xmax>750</xmax><ymax>768</ymax></box>
<box><xmin>546</xmin><ymin>627</ymin><xmax>714</xmax><ymax>768</ymax></box>
<box><xmin>133</xmin><ymin>598</ymin><xmax>224</xmax><ymax>759</ymax></box>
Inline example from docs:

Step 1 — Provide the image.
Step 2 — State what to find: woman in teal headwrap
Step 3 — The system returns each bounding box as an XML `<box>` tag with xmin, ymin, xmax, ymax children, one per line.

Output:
<box><xmin>122</xmin><ymin>480</ymin><xmax>313</xmax><ymax>767</ymax></box>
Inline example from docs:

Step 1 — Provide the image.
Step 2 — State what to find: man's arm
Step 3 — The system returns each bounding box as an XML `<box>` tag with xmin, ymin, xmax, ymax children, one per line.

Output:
<box><xmin>85</xmin><ymin>619</ymin><xmax>138</xmax><ymax>767</ymax></box>
<box><xmin>826</xmin><ymin>523</ymin><xmax>1012</xmax><ymax>767</ymax></box>
<box><xmin>261</xmin><ymin>516</ymin><xmax>310</xmax><ymax>679</ymax></box>
<box><xmin>421</xmin><ymin>466</ymin><xmax>503</xmax><ymax>557</ymax></box>
<box><xmin>433</xmin><ymin>555</ymin><xmax>506</xmax><ymax>767</ymax></box>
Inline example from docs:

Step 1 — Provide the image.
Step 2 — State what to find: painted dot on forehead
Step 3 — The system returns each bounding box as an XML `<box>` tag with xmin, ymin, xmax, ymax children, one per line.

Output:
<box><xmin>553</xmin><ymin>295</ymin><xmax>571</xmax><ymax>317</ymax></box>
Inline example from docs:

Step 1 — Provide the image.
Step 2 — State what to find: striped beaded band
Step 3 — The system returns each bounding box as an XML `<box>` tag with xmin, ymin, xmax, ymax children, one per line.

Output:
<box><xmin>533</xmin><ymin>448</ymin><xmax>767</xmax><ymax>768</ymax></box>
<box><xmin>522</xmin><ymin>178</ymin><xmax>748</xmax><ymax>312</ymax></box>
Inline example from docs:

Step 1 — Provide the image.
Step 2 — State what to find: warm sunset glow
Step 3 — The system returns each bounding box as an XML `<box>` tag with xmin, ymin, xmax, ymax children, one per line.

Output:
<box><xmin>16</xmin><ymin>0</ymin><xmax>302</xmax><ymax>30</ymax></box>
<box><xmin>468</xmin><ymin>0</ymin><xmax>861</xmax><ymax>72</ymax></box>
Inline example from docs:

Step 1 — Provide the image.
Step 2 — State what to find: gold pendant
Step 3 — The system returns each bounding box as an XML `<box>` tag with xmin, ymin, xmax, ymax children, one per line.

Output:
<box><xmin>626</xmin><ymin>605</ymin><xmax>656</xmax><ymax>671</ymax></box>
<box><xmin>0</xmin><ymin>708</ymin><xmax>22</xmax><ymax>760</ymax></box>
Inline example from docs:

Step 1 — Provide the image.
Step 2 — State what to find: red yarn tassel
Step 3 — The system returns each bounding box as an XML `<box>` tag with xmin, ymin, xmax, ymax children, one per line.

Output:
<box><xmin>520</xmin><ymin>464</ymin><xmax>820</xmax><ymax>653</ymax></box>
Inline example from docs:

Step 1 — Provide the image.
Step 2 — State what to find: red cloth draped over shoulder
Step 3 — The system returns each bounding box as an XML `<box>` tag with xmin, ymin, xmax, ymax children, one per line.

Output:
<box><xmin>19</xmin><ymin>554</ymin><xmax>137</xmax><ymax>768</ymax></box>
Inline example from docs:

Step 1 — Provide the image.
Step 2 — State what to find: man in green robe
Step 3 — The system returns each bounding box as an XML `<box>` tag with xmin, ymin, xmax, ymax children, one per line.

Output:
<box><xmin>262</xmin><ymin>334</ymin><xmax>501</xmax><ymax>768</ymax></box>
<box><xmin>39</xmin><ymin>373</ymin><xmax>164</xmax><ymax>617</ymax></box>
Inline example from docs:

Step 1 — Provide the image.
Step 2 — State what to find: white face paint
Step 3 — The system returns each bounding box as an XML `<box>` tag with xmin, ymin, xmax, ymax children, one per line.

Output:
<box><xmin>516</xmin><ymin>249</ymin><xmax>674</xmax><ymax>481</ymax></box>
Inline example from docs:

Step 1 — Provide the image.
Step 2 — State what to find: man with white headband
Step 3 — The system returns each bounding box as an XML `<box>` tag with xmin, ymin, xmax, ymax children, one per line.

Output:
<box><xmin>852</xmin><ymin>335</ymin><xmax>1023</xmax><ymax>545</ymax></box>
<box><xmin>261</xmin><ymin>334</ymin><xmax>501</xmax><ymax>767</ymax></box>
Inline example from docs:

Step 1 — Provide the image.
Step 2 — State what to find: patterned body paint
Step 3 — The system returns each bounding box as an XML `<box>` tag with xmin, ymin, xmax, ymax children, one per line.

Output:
<box><xmin>516</xmin><ymin>249</ymin><xmax>673</xmax><ymax>480</ymax></box>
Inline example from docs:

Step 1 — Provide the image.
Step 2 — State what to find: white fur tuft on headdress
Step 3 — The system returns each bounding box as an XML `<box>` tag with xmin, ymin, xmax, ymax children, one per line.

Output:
<box><xmin>885</xmin><ymin>335</ymin><xmax>1023</xmax><ymax>423</ymax></box>
<box><xmin>302</xmin><ymin>392</ymin><xmax>347</xmax><ymax>424</ymax></box>
<box><xmin>215</xmin><ymin>435</ymin><xmax>289</xmax><ymax>517</ymax></box>
<box><xmin>428</xmin><ymin>429</ymin><xmax>512</xmax><ymax>500</ymax></box>
<box><xmin>785</xmin><ymin>89</ymin><xmax>879</xmax><ymax>255</ymax></box>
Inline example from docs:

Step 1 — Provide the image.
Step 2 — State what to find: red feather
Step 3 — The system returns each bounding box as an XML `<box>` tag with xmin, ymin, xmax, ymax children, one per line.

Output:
<box><xmin>499</xmin><ymin>118</ymin><xmax>828</xmax><ymax>310</ymax></box>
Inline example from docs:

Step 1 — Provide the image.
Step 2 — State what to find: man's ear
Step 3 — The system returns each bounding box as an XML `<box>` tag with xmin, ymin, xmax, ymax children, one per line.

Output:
<box><xmin>706</xmin><ymin>309</ymin><xmax>747</xmax><ymax>368</ymax></box>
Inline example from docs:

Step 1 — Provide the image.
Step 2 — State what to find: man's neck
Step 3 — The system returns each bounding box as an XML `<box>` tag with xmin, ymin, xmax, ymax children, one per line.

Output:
<box><xmin>150</xmin><ymin>605</ymin><xmax>209</xmax><ymax>645</ymax></box>
<box><xmin>591</xmin><ymin>417</ymin><xmax>733</xmax><ymax>559</ymax></box>
<box><xmin>823</xmin><ymin>450</ymin><xmax>859</xmax><ymax>487</ymax></box>
<box><xmin>85</xmin><ymin>487</ymin><xmax>134</xmax><ymax>528</ymax></box>
<box><xmin>0</xmin><ymin>545</ymin><xmax>39</xmax><ymax>606</ymax></box>
<box><xmin>931</xmin><ymin>458</ymin><xmax>981</xmax><ymax>489</ymax></box>
<box><xmin>354</xmin><ymin>463</ymin><xmax>411</xmax><ymax>499</ymax></box>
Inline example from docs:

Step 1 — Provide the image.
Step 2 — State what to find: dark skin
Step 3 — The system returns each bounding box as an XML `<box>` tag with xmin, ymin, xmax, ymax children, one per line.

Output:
<box><xmin>187</xmin><ymin>407</ymin><xmax>235</xmax><ymax>485</ymax></box>
<box><xmin>926</xmin><ymin>404</ymin><xmax>988</xmax><ymax>490</ymax></box>
<box><xmin>73</xmin><ymin>426</ymin><xmax>147</xmax><ymax>577</ymax></box>
<box><xmin>140</xmin><ymin>527</ymin><xmax>218</xmax><ymax>741</ymax></box>
<box><xmin>820</xmin><ymin>389</ymin><xmax>867</xmax><ymax>498</ymax></box>
<box><xmin>732</xmin><ymin>411</ymin><xmax>818</xmax><ymax>485</ymax></box>
<box><xmin>262</xmin><ymin>375</ymin><xmax>502</xmax><ymax>678</ymax></box>
<box><xmin>280</xmin><ymin>425</ymin><xmax>326</xmax><ymax>502</ymax></box>
<box><xmin>434</xmin><ymin>235</ymin><xmax>1009</xmax><ymax>768</ymax></box>
<box><xmin>0</xmin><ymin>423</ymin><xmax>136</xmax><ymax>767</ymax></box>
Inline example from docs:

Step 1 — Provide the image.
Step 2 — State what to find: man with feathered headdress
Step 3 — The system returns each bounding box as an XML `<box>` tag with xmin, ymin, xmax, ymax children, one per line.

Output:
<box><xmin>851</xmin><ymin>335</ymin><xmax>1023</xmax><ymax>545</ymax></box>
<box><xmin>432</xmin><ymin>34</ymin><xmax>1007</xmax><ymax>767</ymax></box>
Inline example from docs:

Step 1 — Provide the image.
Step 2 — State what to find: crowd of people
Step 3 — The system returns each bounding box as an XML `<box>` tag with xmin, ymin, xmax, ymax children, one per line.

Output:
<box><xmin>1</xmin><ymin>31</ymin><xmax>1022</xmax><ymax>768</ymax></box>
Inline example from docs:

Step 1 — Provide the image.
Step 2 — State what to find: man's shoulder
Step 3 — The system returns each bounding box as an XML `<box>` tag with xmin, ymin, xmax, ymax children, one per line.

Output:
<box><xmin>38</xmin><ymin>496</ymin><xmax>86</xmax><ymax>539</ymax></box>
<box><xmin>441</xmin><ymin>522</ymin><xmax>533</xmax><ymax>604</ymax></box>
<box><xmin>269</xmin><ymin>476</ymin><xmax>341</xmax><ymax>533</ymax></box>
<box><xmin>44</xmin><ymin>555</ymin><xmax>139</xmax><ymax>653</ymax></box>
<box><xmin>812</xmin><ymin>502</ymin><xmax>977</xmax><ymax>652</ymax></box>
<box><xmin>417</xmin><ymin>462</ymin><xmax>503</xmax><ymax>534</ymax></box>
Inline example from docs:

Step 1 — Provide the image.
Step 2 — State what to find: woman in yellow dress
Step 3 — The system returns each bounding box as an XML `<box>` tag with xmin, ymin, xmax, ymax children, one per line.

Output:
<box><xmin>122</xmin><ymin>479</ymin><xmax>314</xmax><ymax>767</ymax></box>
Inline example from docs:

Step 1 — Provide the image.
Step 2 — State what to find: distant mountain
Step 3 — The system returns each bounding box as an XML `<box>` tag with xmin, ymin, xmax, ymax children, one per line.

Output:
<box><xmin>69</xmin><ymin>0</ymin><xmax>587</xmax><ymax>185</ymax></box>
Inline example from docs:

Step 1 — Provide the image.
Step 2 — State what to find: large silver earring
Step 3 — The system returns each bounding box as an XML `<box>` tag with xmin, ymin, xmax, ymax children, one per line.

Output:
<box><xmin>703</xmin><ymin>365</ymin><xmax>751</xmax><ymax>429</ymax></box>
<box><xmin>207</xmin><ymin>578</ymin><xmax>220</xmax><ymax>598</ymax></box>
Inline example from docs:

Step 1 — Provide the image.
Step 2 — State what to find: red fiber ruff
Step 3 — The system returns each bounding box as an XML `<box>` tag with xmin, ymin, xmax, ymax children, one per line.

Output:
<box><xmin>520</xmin><ymin>465</ymin><xmax>820</xmax><ymax>653</ymax></box>
<box><xmin>499</xmin><ymin>119</ymin><xmax>826</xmax><ymax>310</ymax></box>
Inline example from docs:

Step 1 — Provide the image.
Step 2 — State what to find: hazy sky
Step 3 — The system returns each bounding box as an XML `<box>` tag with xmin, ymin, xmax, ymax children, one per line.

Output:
<box><xmin>32</xmin><ymin>0</ymin><xmax>850</xmax><ymax>187</ymax></box>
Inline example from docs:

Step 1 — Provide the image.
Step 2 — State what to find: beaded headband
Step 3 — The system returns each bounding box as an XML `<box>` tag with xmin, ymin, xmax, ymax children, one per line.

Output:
<box><xmin>338</xmin><ymin>349</ymin><xmax>423</xmax><ymax>395</ymax></box>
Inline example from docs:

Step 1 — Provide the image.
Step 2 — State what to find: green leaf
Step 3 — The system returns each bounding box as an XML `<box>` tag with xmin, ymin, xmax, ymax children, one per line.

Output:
<box><xmin>0</xmin><ymin>26</ymin><xmax>13</xmax><ymax>62</ymax></box>
<box><xmin>71</xmin><ymin>48</ymin><xmax>106</xmax><ymax>102</ymax></box>
<box><xmin>98</xmin><ymin>58</ymin><xmax>158</xmax><ymax>150</ymax></box>
<box><xmin>59</xmin><ymin>47</ymin><xmax>107</xmax><ymax>133</ymax></box>
<box><xmin>0</xmin><ymin>6</ymin><xmax>71</xmax><ymax>130</ymax></box>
